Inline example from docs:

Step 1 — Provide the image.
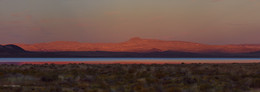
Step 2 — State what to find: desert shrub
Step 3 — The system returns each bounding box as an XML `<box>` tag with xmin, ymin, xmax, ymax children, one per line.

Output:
<box><xmin>199</xmin><ymin>83</ymin><xmax>213</xmax><ymax>91</ymax></box>
<box><xmin>165</xmin><ymin>87</ymin><xmax>182</xmax><ymax>92</ymax></box>
<box><xmin>250</xmin><ymin>78</ymin><xmax>260</xmax><ymax>88</ymax></box>
<box><xmin>41</xmin><ymin>73</ymin><xmax>58</xmax><ymax>82</ymax></box>
<box><xmin>0</xmin><ymin>63</ymin><xmax>259</xmax><ymax>92</ymax></box>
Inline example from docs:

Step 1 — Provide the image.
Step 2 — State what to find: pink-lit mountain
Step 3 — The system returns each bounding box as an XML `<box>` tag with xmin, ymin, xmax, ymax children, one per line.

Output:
<box><xmin>15</xmin><ymin>37</ymin><xmax>260</xmax><ymax>53</ymax></box>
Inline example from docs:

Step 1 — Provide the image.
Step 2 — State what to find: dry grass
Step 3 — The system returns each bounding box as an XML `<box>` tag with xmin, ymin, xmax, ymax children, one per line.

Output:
<box><xmin>0</xmin><ymin>63</ymin><xmax>259</xmax><ymax>92</ymax></box>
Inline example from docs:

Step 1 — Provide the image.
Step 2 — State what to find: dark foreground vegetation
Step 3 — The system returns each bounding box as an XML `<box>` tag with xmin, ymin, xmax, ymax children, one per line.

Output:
<box><xmin>0</xmin><ymin>63</ymin><xmax>260</xmax><ymax>92</ymax></box>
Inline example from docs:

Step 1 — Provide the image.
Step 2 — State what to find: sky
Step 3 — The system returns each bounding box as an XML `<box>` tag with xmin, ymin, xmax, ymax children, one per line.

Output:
<box><xmin>0</xmin><ymin>0</ymin><xmax>260</xmax><ymax>44</ymax></box>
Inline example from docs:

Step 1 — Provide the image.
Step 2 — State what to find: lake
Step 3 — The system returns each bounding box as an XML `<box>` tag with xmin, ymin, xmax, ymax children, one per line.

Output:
<box><xmin>0</xmin><ymin>58</ymin><xmax>260</xmax><ymax>64</ymax></box>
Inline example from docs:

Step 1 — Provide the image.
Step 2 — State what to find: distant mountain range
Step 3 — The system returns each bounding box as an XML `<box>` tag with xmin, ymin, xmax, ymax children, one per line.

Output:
<box><xmin>15</xmin><ymin>37</ymin><xmax>260</xmax><ymax>53</ymax></box>
<box><xmin>1</xmin><ymin>38</ymin><xmax>260</xmax><ymax>58</ymax></box>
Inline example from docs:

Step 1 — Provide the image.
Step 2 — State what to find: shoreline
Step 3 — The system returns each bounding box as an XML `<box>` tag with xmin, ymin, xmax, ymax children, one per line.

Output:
<box><xmin>0</xmin><ymin>61</ymin><xmax>259</xmax><ymax>65</ymax></box>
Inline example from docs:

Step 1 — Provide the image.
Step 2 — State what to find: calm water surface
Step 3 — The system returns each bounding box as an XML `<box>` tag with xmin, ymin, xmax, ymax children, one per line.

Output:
<box><xmin>0</xmin><ymin>58</ymin><xmax>260</xmax><ymax>64</ymax></box>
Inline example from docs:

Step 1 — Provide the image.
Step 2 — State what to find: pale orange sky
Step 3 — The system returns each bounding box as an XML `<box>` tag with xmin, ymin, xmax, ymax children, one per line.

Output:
<box><xmin>0</xmin><ymin>0</ymin><xmax>260</xmax><ymax>44</ymax></box>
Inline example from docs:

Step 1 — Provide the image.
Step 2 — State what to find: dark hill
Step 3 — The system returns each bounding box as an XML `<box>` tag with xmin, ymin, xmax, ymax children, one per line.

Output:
<box><xmin>0</xmin><ymin>44</ymin><xmax>25</xmax><ymax>53</ymax></box>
